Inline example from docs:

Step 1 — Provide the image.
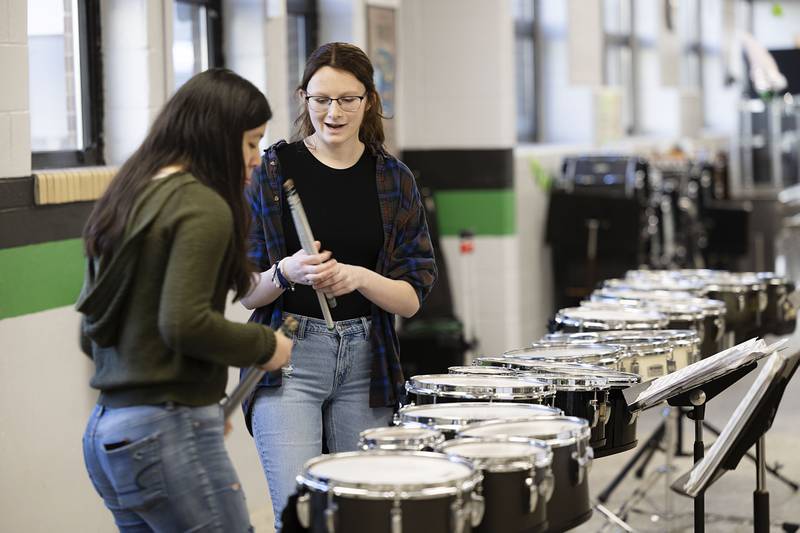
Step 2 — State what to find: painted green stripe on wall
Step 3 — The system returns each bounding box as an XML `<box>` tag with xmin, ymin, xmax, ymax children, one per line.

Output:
<box><xmin>433</xmin><ymin>189</ymin><xmax>516</xmax><ymax>236</ymax></box>
<box><xmin>0</xmin><ymin>239</ymin><xmax>84</xmax><ymax>319</ymax></box>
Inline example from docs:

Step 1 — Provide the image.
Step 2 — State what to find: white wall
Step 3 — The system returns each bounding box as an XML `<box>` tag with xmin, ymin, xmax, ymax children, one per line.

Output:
<box><xmin>0</xmin><ymin>0</ymin><xmax>30</xmax><ymax>178</ymax></box>
<box><xmin>0</xmin><ymin>302</ymin><xmax>272</xmax><ymax>532</ymax></box>
<box><xmin>398</xmin><ymin>0</ymin><xmax>515</xmax><ymax>150</ymax></box>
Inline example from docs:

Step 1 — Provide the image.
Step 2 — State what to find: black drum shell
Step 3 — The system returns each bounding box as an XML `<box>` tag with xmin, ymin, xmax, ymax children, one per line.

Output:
<box><xmin>476</xmin><ymin>469</ymin><xmax>548</xmax><ymax>533</ymax></box>
<box><xmin>706</xmin><ymin>287</ymin><xmax>763</xmax><ymax>343</ymax></box>
<box><xmin>302</xmin><ymin>489</ymin><xmax>473</xmax><ymax>533</ymax></box>
<box><xmin>553</xmin><ymin>389</ymin><xmax>607</xmax><ymax>450</ymax></box>
<box><xmin>544</xmin><ymin>443</ymin><xmax>592</xmax><ymax>532</ymax></box>
<box><xmin>591</xmin><ymin>386</ymin><xmax>637</xmax><ymax>458</ymax></box>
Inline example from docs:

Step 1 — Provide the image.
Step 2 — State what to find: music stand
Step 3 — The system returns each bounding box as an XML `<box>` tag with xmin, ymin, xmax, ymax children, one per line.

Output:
<box><xmin>671</xmin><ymin>346</ymin><xmax>800</xmax><ymax>533</ymax></box>
<box><xmin>620</xmin><ymin>338</ymin><xmax>783</xmax><ymax>532</ymax></box>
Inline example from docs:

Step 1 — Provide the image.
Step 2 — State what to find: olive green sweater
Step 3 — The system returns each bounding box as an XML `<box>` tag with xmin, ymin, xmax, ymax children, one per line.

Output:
<box><xmin>76</xmin><ymin>172</ymin><xmax>276</xmax><ymax>407</ymax></box>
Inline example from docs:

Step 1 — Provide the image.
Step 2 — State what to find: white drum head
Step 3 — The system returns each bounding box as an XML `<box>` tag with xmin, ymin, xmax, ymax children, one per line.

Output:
<box><xmin>399</xmin><ymin>402</ymin><xmax>561</xmax><ymax>428</ymax></box>
<box><xmin>307</xmin><ymin>453</ymin><xmax>472</xmax><ymax>485</ymax></box>
<box><xmin>459</xmin><ymin>417</ymin><xmax>589</xmax><ymax>446</ymax></box>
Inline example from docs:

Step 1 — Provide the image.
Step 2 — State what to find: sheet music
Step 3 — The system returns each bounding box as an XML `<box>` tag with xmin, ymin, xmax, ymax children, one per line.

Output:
<box><xmin>682</xmin><ymin>349</ymin><xmax>789</xmax><ymax>497</ymax></box>
<box><xmin>628</xmin><ymin>338</ymin><xmax>785</xmax><ymax>411</ymax></box>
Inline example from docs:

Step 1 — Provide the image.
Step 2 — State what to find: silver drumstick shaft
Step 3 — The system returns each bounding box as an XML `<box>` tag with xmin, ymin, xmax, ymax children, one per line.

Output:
<box><xmin>283</xmin><ymin>179</ymin><xmax>337</xmax><ymax>330</ymax></box>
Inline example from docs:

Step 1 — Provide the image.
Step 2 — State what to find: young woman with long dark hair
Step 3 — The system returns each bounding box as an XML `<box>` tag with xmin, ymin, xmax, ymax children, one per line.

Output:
<box><xmin>77</xmin><ymin>68</ymin><xmax>292</xmax><ymax>532</ymax></box>
<box><xmin>240</xmin><ymin>42</ymin><xmax>437</xmax><ymax>528</ymax></box>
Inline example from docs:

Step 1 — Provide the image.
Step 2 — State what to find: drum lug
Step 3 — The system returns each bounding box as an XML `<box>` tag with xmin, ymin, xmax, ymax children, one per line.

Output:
<box><xmin>451</xmin><ymin>493</ymin><xmax>465</xmax><ymax>533</ymax></box>
<box><xmin>390</xmin><ymin>498</ymin><xmax>403</xmax><ymax>533</ymax></box>
<box><xmin>540</xmin><ymin>468</ymin><xmax>555</xmax><ymax>502</ymax></box>
<box><xmin>296</xmin><ymin>492</ymin><xmax>311</xmax><ymax>529</ymax></box>
<box><xmin>667</xmin><ymin>358</ymin><xmax>677</xmax><ymax>373</ymax></box>
<box><xmin>324</xmin><ymin>492</ymin><xmax>338</xmax><ymax>533</ymax></box>
<box><xmin>570</xmin><ymin>446</ymin><xmax>593</xmax><ymax>485</ymax></box>
<box><xmin>631</xmin><ymin>360</ymin><xmax>640</xmax><ymax>376</ymax></box>
<box><xmin>737</xmin><ymin>293</ymin><xmax>745</xmax><ymax>312</ymax></box>
<box><xmin>470</xmin><ymin>490</ymin><xmax>485</xmax><ymax>527</ymax></box>
<box><xmin>526</xmin><ymin>472</ymin><xmax>539</xmax><ymax>513</ymax></box>
<box><xmin>715</xmin><ymin>317</ymin><xmax>726</xmax><ymax>342</ymax></box>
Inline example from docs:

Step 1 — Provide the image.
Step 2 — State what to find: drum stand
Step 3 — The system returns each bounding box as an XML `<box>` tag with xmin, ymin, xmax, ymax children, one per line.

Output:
<box><xmin>596</xmin><ymin>406</ymin><xmax>681</xmax><ymax>532</ymax></box>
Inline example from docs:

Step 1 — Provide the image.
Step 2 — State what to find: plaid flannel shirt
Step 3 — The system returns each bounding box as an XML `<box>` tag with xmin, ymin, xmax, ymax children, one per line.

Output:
<box><xmin>241</xmin><ymin>140</ymin><xmax>437</xmax><ymax>428</ymax></box>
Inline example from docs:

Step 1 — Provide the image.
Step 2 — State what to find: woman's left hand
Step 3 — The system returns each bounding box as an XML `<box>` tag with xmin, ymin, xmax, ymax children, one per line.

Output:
<box><xmin>310</xmin><ymin>263</ymin><xmax>365</xmax><ymax>297</ymax></box>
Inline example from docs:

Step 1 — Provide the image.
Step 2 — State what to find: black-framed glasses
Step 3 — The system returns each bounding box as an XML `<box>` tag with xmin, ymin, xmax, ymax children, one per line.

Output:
<box><xmin>305</xmin><ymin>94</ymin><xmax>366</xmax><ymax>112</ymax></box>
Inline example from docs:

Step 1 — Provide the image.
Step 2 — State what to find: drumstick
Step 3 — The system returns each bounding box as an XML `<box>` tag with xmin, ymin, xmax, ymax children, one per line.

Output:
<box><xmin>283</xmin><ymin>179</ymin><xmax>337</xmax><ymax>330</ymax></box>
<box><xmin>222</xmin><ymin>316</ymin><xmax>299</xmax><ymax>420</ymax></box>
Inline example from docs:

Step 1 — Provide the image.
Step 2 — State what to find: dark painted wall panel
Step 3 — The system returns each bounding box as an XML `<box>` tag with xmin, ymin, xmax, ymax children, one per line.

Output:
<box><xmin>402</xmin><ymin>148</ymin><xmax>514</xmax><ymax>190</ymax></box>
<box><xmin>0</xmin><ymin>201</ymin><xmax>93</xmax><ymax>249</ymax></box>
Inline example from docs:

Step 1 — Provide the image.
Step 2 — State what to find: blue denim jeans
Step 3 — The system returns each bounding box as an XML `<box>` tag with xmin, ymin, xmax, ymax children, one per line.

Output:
<box><xmin>251</xmin><ymin>313</ymin><xmax>393</xmax><ymax>531</ymax></box>
<box><xmin>83</xmin><ymin>403</ymin><xmax>253</xmax><ymax>532</ymax></box>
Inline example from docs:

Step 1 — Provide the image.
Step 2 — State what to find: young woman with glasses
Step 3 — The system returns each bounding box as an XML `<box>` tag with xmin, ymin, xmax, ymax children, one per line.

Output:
<box><xmin>77</xmin><ymin>68</ymin><xmax>293</xmax><ymax>532</ymax></box>
<box><xmin>240</xmin><ymin>42</ymin><xmax>437</xmax><ymax>529</ymax></box>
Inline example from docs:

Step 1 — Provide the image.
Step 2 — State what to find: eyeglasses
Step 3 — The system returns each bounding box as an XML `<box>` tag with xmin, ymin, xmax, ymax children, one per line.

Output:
<box><xmin>305</xmin><ymin>94</ymin><xmax>366</xmax><ymax>113</ymax></box>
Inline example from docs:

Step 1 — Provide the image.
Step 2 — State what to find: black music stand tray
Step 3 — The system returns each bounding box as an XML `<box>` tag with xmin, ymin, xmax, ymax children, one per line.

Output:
<box><xmin>671</xmin><ymin>349</ymin><xmax>800</xmax><ymax>533</ymax></box>
<box><xmin>599</xmin><ymin>363</ymin><xmax>756</xmax><ymax>503</ymax></box>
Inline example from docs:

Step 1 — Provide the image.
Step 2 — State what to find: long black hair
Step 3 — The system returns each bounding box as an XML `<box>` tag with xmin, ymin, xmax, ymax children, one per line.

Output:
<box><xmin>293</xmin><ymin>42</ymin><xmax>385</xmax><ymax>150</ymax></box>
<box><xmin>83</xmin><ymin>68</ymin><xmax>271</xmax><ymax>300</ymax></box>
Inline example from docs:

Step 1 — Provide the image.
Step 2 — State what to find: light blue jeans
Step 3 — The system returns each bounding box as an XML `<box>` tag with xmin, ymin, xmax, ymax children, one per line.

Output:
<box><xmin>251</xmin><ymin>313</ymin><xmax>393</xmax><ymax>531</ymax></box>
<box><xmin>83</xmin><ymin>403</ymin><xmax>253</xmax><ymax>532</ymax></box>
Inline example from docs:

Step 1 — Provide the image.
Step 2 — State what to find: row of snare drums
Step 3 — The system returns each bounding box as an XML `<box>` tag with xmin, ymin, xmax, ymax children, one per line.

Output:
<box><xmin>601</xmin><ymin>268</ymin><xmax>795</xmax><ymax>342</ymax></box>
<box><xmin>289</xmin><ymin>269</ymin><xmax>795</xmax><ymax>532</ymax></box>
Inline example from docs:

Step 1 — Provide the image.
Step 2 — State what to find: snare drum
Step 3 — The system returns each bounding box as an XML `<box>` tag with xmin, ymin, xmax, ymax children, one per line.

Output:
<box><xmin>503</xmin><ymin>344</ymin><xmax>625</xmax><ymax>369</ymax></box>
<box><xmin>704</xmin><ymin>273</ymin><xmax>767</xmax><ymax>343</ymax></box>
<box><xmin>295</xmin><ymin>451</ymin><xmax>484</xmax><ymax>533</ymax></box>
<box><xmin>520</xmin><ymin>373</ymin><xmax>610</xmax><ymax>450</ymax></box>
<box><xmin>553</xmin><ymin>306</ymin><xmax>668</xmax><ymax>332</ymax></box>
<box><xmin>686</xmin><ymin>298</ymin><xmax>727</xmax><ymax>358</ymax></box>
<box><xmin>756</xmin><ymin>272</ymin><xmax>797</xmax><ymax>335</ymax></box>
<box><xmin>475</xmin><ymin>359</ymin><xmax>641</xmax><ymax>457</ymax></box>
<box><xmin>606</xmin><ymin>276</ymin><xmax>708</xmax><ymax>295</ymax></box>
<box><xmin>438</xmin><ymin>438</ymin><xmax>554</xmax><ymax>533</ymax></box>
<box><xmin>396</xmin><ymin>402</ymin><xmax>562</xmax><ymax>439</ymax></box>
<box><xmin>405</xmin><ymin>374</ymin><xmax>555</xmax><ymax>405</ymax></box>
<box><xmin>448</xmin><ymin>366</ymin><xmax>517</xmax><ymax>376</ymax></box>
<box><xmin>359</xmin><ymin>426</ymin><xmax>445</xmax><ymax>452</ymax></box>
<box><xmin>540</xmin><ymin>332</ymin><xmax>676</xmax><ymax>378</ymax></box>
<box><xmin>458</xmin><ymin>417</ymin><xmax>593</xmax><ymax>533</ymax></box>
<box><xmin>529</xmin><ymin>364</ymin><xmax>640</xmax><ymax>458</ymax></box>
<box><xmin>590</xmin><ymin>287</ymin><xmax>698</xmax><ymax>305</ymax></box>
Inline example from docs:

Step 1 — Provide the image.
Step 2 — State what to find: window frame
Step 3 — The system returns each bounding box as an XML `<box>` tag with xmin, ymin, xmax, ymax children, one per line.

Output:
<box><xmin>173</xmin><ymin>0</ymin><xmax>224</xmax><ymax>71</ymax></box>
<box><xmin>31</xmin><ymin>0</ymin><xmax>104</xmax><ymax>170</ymax></box>
<box><xmin>602</xmin><ymin>0</ymin><xmax>638</xmax><ymax>136</ymax></box>
<box><xmin>514</xmin><ymin>0</ymin><xmax>540</xmax><ymax>143</ymax></box>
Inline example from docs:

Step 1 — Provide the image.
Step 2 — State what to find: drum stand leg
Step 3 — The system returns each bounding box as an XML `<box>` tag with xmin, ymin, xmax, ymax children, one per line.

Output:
<box><xmin>597</xmin><ymin>422</ymin><xmax>666</xmax><ymax>503</ymax></box>
<box><xmin>597</xmin><ymin>407</ymin><xmax>681</xmax><ymax>531</ymax></box>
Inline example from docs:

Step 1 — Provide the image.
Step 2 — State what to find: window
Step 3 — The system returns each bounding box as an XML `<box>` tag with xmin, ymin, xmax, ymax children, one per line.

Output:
<box><xmin>28</xmin><ymin>0</ymin><xmax>103</xmax><ymax>168</ymax></box>
<box><xmin>513</xmin><ymin>0</ymin><xmax>538</xmax><ymax>142</ymax></box>
<box><xmin>172</xmin><ymin>0</ymin><xmax>223</xmax><ymax>92</ymax></box>
<box><xmin>603</xmin><ymin>0</ymin><xmax>636</xmax><ymax>135</ymax></box>
<box><xmin>287</xmin><ymin>0</ymin><xmax>317</xmax><ymax>116</ymax></box>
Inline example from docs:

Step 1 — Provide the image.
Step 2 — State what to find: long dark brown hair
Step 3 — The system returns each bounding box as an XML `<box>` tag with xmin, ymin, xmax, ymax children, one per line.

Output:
<box><xmin>83</xmin><ymin>68</ymin><xmax>271</xmax><ymax>300</ymax></box>
<box><xmin>292</xmin><ymin>42</ymin><xmax>385</xmax><ymax>150</ymax></box>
